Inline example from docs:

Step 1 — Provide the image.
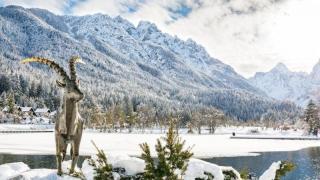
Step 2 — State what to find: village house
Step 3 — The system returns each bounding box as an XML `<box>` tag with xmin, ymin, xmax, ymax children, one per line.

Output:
<box><xmin>18</xmin><ymin>107</ymin><xmax>36</xmax><ymax>117</ymax></box>
<box><xmin>35</xmin><ymin>108</ymin><xmax>51</xmax><ymax>117</ymax></box>
<box><xmin>1</xmin><ymin>104</ymin><xmax>57</xmax><ymax>124</ymax></box>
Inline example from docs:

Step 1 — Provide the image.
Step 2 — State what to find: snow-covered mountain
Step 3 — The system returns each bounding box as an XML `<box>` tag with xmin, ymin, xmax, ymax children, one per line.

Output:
<box><xmin>249</xmin><ymin>61</ymin><xmax>320</xmax><ymax>106</ymax></box>
<box><xmin>0</xmin><ymin>6</ymin><xmax>299</xmax><ymax>120</ymax></box>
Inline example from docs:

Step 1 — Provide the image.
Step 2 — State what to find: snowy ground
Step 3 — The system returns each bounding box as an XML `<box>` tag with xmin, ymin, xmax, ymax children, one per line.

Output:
<box><xmin>1</xmin><ymin>158</ymin><xmax>243</xmax><ymax>180</ymax></box>
<box><xmin>0</xmin><ymin>126</ymin><xmax>319</xmax><ymax>157</ymax></box>
<box><xmin>0</xmin><ymin>124</ymin><xmax>54</xmax><ymax>131</ymax></box>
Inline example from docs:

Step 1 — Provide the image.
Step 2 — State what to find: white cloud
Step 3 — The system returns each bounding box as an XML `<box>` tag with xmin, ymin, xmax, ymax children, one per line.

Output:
<box><xmin>70</xmin><ymin>0</ymin><xmax>122</xmax><ymax>16</ymax></box>
<box><xmin>123</xmin><ymin>0</ymin><xmax>320</xmax><ymax>77</ymax></box>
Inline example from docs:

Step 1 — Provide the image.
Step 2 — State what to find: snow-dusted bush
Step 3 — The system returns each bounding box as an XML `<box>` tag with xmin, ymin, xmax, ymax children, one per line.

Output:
<box><xmin>260</xmin><ymin>161</ymin><xmax>295</xmax><ymax>180</ymax></box>
<box><xmin>139</xmin><ymin>122</ymin><xmax>193</xmax><ymax>179</ymax></box>
<box><xmin>87</xmin><ymin>141</ymin><xmax>114</xmax><ymax>179</ymax></box>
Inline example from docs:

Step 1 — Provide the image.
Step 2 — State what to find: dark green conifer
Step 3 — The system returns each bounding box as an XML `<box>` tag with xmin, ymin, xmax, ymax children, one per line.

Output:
<box><xmin>140</xmin><ymin>121</ymin><xmax>193</xmax><ymax>180</ymax></box>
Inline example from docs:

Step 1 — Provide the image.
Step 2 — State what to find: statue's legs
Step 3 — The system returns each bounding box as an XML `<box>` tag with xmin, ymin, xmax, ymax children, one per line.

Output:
<box><xmin>69</xmin><ymin>138</ymin><xmax>81</xmax><ymax>174</ymax></box>
<box><xmin>70</xmin><ymin>126</ymin><xmax>83</xmax><ymax>174</ymax></box>
<box><xmin>55</xmin><ymin>134</ymin><xmax>67</xmax><ymax>176</ymax></box>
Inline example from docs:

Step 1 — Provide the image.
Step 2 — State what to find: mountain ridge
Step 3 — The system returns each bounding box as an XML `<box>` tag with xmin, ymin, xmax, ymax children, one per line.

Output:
<box><xmin>249</xmin><ymin>61</ymin><xmax>320</xmax><ymax>106</ymax></box>
<box><xmin>0</xmin><ymin>5</ymin><xmax>299</xmax><ymax>121</ymax></box>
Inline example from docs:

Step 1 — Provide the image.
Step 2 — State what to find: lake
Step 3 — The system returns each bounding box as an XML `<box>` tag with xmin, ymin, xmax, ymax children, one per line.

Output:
<box><xmin>203</xmin><ymin>147</ymin><xmax>320</xmax><ymax>179</ymax></box>
<box><xmin>0</xmin><ymin>154</ymin><xmax>89</xmax><ymax>169</ymax></box>
<box><xmin>0</xmin><ymin>147</ymin><xmax>319</xmax><ymax>179</ymax></box>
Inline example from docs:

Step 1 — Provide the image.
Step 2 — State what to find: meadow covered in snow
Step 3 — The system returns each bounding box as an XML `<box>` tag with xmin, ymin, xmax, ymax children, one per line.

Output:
<box><xmin>0</xmin><ymin>125</ymin><xmax>319</xmax><ymax>158</ymax></box>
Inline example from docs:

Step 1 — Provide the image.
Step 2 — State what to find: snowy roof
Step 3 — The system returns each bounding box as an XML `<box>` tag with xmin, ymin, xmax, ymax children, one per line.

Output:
<box><xmin>35</xmin><ymin>108</ymin><xmax>50</xmax><ymax>113</ymax></box>
<box><xmin>18</xmin><ymin>107</ymin><xmax>34</xmax><ymax>112</ymax></box>
<box><xmin>2</xmin><ymin>106</ymin><xmax>8</xmax><ymax>112</ymax></box>
<box><xmin>49</xmin><ymin>111</ymin><xmax>57</xmax><ymax>116</ymax></box>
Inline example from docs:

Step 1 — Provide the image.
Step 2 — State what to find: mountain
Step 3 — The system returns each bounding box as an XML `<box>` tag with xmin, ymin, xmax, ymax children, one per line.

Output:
<box><xmin>249</xmin><ymin>61</ymin><xmax>320</xmax><ymax>106</ymax></box>
<box><xmin>0</xmin><ymin>5</ymin><xmax>300</xmax><ymax>121</ymax></box>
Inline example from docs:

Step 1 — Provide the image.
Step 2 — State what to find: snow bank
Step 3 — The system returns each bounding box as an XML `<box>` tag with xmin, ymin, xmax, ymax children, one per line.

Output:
<box><xmin>111</xmin><ymin>156</ymin><xmax>145</xmax><ymax>175</ymax></box>
<box><xmin>82</xmin><ymin>154</ymin><xmax>145</xmax><ymax>179</ymax></box>
<box><xmin>18</xmin><ymin>169</ymin><xmax>78</xmax><ymax>180</ymax></box>
<box><xmin>259</xmin><ymin>161</ymin><xmax>281</xmax><ymax>180</ymax></box>
<box><xmin>184</xmin><ymin>158</ymin><xmax>224</xmax><ymax>180</ymax></box>
<box><xmin>0</xmin><ymin>158</ymin><xmax>287</xmax><ymax>180</ymax></box>
<box><xmin>0</xmin><ymin>162</ymin><xmax>30</xmax><ymax>179</ymax></box>
<box><xmin>0</xmin><ymin>157</ymin><xmax>242</xmax><ymax>180</ymax></box>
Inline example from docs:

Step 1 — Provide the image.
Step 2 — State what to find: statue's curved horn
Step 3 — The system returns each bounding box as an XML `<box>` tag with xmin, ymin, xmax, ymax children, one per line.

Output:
<box><xmin>21</xmin><ymin>57</ymin><xmax>70</xmax><ymax>81</ymax></box>
<box><xmin>69</xmin><ymin>56</ymin><xmax>85</xmax><ymax>81</ymax></box>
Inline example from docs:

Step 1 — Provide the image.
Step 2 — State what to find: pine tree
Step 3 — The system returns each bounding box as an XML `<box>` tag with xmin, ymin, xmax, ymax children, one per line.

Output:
<box><xmin>7</xmin><ymin>93</ymin><xmax>15</xmax><ymax>113</ymax></box>
<box><xmin>35</xmin><ymin>84</ymin><xmax>43</xmax><ymax>97</ymax></box>
<box><xmin>126</xmin><ymin>111</ymin><xmax>138</xmax><ymax>133</ymax></box>
<box><xmin>304</xmin><ymin>100</ymin><xmax>320</xmax><ymax>136</ymax></box>
<box><xmin>29</xmin><ymin>82</ymin><xmax>36</xmax><ymax>97</ymax></box>
<box><xmin>19</xmin><ymin>75</ymin><xmax>28</xmax><ymax>93</ymax></box>
<box><xmin>140</xmin><ymin>143</ymin><xmax>156</xmax><ymax>179</ymax></box>
<box><xmin>0</xmin><ymin>94</ymin><xmax>4</xmax><ymax>108</ymax></box>
<box><xmin>140</xmin><ymin>122</ymin><xmax>193</xmax><ymax>179</ymax></box>
<box><xmin>114</xmin><ymin>104</ymin><xmax>126</xmax><ymax>132</ymax></box>
<box><xmin>105</xmin><ymin>107</ymin><xmax>114</xmax><ymax>132</ymax></box>
<box><xmin>88</xmin><ymin>140</ymin><xmax>113</xmax><ymax>180</ymax></box>
<box><xmin>0</xmin><ymin>75</ymin><xmax>10</xmax><ymax>95</ymax></box>
<box><xmin>275</xmin><ymin>161</ymin><xmax>295</xmax><ymax>180</ymax></box>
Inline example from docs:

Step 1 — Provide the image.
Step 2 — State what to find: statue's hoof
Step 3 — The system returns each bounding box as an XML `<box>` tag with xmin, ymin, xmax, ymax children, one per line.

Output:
<box><xmin>69</xmin><ymin>171</ymin><xmax>74</xmax><ymax>174</ymax></box>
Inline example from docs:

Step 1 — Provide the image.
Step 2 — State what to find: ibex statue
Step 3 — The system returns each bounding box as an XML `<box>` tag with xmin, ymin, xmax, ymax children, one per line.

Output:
<box><xmin>21</xmin><ymin>57</ymin><xmax>85</xmax><ymax>175</ymax></box>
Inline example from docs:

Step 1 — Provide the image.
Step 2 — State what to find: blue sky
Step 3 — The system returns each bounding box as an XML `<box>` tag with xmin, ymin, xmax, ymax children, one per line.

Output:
<box><xmin>1</xmin><ymin>0</ymin><xmax>320</xmax><ymax>77</ymax></box>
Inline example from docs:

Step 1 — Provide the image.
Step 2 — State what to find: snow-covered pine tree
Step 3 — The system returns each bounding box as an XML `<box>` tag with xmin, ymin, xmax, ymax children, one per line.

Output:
<box><xmin>0</xmin><ymin>75</ymin><xmax>11</xmax><ymax>95</ymax></box>
<box><xmin>304</xmin><ymin>100</ymin><xmax>320</xmax><ymax>136</ymax></box>
<box><xmin>0</xmin><ymin>93</ymin><xmax>5</xmax><ymax>108</ymax></box>
<box><xmin>88</xmin><ymin>140</ymin><xmax>113</xmax><ymax>180</ymax></box>
<box><xmin>140</xmin><ymin>122</ymin><xmax>193</xmax><ymax>179</ymax></box>
<box><xmin>7</xmin><ymin>92</ymin><xmax>15</xmax><ymax>114</ymax></box>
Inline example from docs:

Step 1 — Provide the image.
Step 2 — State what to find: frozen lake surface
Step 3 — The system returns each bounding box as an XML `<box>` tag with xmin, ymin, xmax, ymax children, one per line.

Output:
<box><xmin>205</xmin><ymin>147</ymin><xmax>320</xmax><ymax>179</ymax></box>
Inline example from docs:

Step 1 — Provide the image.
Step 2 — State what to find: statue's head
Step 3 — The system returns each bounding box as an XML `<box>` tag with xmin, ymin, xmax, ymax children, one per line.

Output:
<box><xmin>57</xmin><ymin>78</ymin><xmax>84</xmax><ymax>102</ymax></box>
<box><xmin>21</xmin><ymin>56</ymin><xmax>85</xmax><ymax>102</ymax></box>
<box><xmin>56</xmin><ymin>57</ymin><xmax>84</xmax><ymax>102</ymax></box>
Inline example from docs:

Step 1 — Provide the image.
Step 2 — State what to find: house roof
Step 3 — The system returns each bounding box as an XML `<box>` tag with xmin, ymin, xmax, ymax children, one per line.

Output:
<box><xmin>2</xmin><ymin>106</ymin><xmax>8</xmax><ymax>112</ymax></box>
<box><xmin>18</xmin><ymin>107</ymin><xmax>34</xmax><ymax>112</ymax></box>
<box><xmin>35</xmin><ymin>108</ymin><xmax>50</xmax><ymax>113</ymax></box>
<box><xmin>49</xmin><ymin>111</ymin><xmax>57</xmax><ymax>116</ymax></box>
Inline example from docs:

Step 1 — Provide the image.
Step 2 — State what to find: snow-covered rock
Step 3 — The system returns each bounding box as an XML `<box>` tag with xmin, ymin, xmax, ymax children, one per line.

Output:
<box><xmin>0</xmin><ymin>162</ymin><xmax>30</xmax><ymax>179</ymax></box>
<box><xmin>259</xmin><ymin>161</ymin><xmax>281</xmax><ymax>180</ymax></box>
<box><xmin>184</xmin><ymin>158</ymin><xmax>225</xmax><ymax>180</ymax></box>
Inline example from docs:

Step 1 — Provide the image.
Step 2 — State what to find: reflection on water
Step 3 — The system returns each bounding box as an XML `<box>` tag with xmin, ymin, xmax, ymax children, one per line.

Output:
<box><xmin>0</xmin><ymin>154</ymin><xmax>89</xmax><ymax>169</ymax></box>
<box><xmin>203</xmin><ymin>147</ymin><xmax>320</xmax><ymax>180</ymax></box>
<box><xmin>0</xmin><ymin>147</ymin><xmax>319</xmax><ymax>179</ymax></box>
